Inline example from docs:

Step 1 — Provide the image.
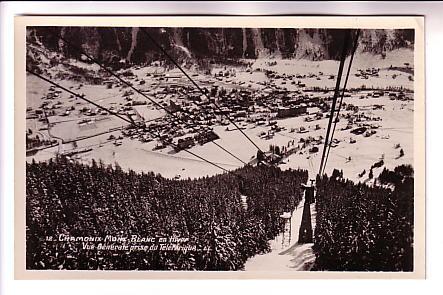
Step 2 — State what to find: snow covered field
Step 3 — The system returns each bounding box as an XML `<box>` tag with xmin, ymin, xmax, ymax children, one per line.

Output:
<box><xmin>244</xmin><ymin>198</ymin><xmax>317</xmax><ymax>271</ymax></box>
<box><xmin>26</xmin><ymin>49</ymin><xmax>415</xmax><ymax>183</ymax></box>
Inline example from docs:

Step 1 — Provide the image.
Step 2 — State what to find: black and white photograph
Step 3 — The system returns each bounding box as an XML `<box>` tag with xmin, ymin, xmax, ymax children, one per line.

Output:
<box><xmin>16</xmin><ymin>16</ymin><xmax>425</xmax><ymax>278</ymax></box>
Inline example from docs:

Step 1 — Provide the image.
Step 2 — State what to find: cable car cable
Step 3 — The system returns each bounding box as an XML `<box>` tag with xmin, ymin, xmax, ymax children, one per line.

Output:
<box><xmin>322</xmin><ymin>29</ymin><xmax>360</xmax><ymax>175</ymax></box>
<box><xmin>139</xmin><ymin>28</ymin><xmax>265</xmax><ymax>154</ymax></box>
<box><xmin>318</xmin><ymin>29</ymin><xmax>352</xmax><ymax>176</ymax></box>
<box><xmin>26</xmin><ymin>68</ymin><xmax>245</xmax><ymax>179</ymax></box>
<box><xmin>48</xmin><ymin>33</ymin><xmax>246</xmax><ymax>165</ymax></box>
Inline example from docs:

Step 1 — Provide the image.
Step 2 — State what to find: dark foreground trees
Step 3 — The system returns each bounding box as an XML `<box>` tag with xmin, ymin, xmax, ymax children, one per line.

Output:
<box><xmin>26</xmin><ymin>156</ymin><xmax>307</xmax><ymax>270</ymax></box>
<box><xmin>313</xmin><ymin>166</ymin><xmax>414</xmax><ymax>271</ymax></box>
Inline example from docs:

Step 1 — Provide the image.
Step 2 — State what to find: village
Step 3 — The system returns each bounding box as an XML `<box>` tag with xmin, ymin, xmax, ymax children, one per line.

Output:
<box><xmin>25</xmin><ymin>51</ymin><xmax>414</xmax><ymax>180</ymax></box>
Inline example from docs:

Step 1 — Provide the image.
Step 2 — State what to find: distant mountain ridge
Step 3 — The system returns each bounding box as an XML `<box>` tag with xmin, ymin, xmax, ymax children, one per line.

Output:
<box><xmin>27</xmin><ymin>27</ymin><xmax>414</xmax><ymax>65</ymax></box>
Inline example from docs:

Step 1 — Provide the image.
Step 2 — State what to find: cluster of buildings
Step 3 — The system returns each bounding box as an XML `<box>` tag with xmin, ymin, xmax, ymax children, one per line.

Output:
<box><xmin>355</xmin><ymin>68</ymin><xmax>380</xmax><ymax>79</ymax></box>
<box><xmin>28</xmin><ymin>61</ymin><xmax>413</xmax><ymax>157</ymax></box>
<box><xmin>110</xmin><ymin>75</ymin><xmax>320</xmax><ymax>151</ymax></box>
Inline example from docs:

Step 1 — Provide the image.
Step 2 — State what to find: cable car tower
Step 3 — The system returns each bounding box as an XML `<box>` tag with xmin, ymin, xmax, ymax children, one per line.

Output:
<box><xmin>298</xmin><ymin>180</ymin><xmax>315</xmax><ymax>243</ymax></box>
<box><xmin>298</xmin><ymin>29</ymin><xmax>360</xmax><ymax>244</ymax></box>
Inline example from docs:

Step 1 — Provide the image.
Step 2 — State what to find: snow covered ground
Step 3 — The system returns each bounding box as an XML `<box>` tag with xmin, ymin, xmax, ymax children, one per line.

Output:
<box><xmin>244</xmin><ymin>197</ymin><xmax>317</xmax><ymax>271</ymax></box>
<box><xmin>26</xmin><ymin>48</ymin><xmax>414</xmax><ymax>182</ymax></box>
<box><xmin>26</xmin><ymin>90</ymin><xmax>413</xmax><ymax>182</ymax></box>
<box><xmin>25</xmin><ymin>45</ymin><xmax>415</xmax><ymax>271</ymax></box>
<box><xmin>248</xmin><ymin>49</ymin><xmax>414</xmax><ymax>89</ymax></box>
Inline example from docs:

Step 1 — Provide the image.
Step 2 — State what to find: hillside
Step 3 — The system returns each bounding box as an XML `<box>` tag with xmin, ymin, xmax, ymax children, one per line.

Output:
<box><xmin>27</xmin><ymin>27</ymin><xmax>414</xmax><ymax>66</ymax></box>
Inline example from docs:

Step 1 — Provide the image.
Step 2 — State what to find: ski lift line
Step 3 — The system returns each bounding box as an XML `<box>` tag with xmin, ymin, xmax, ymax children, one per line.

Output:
<box><xmin>26</xmin><ymin>69</ymin><xmax>245</xmax><ymax>179</ymax></box>
<box><xmin>137</xmin><ymin>147</ymin><xmax>242</xmax><ymax>168</ymax></box>
<box><xmin>48</xmin><ymin>36</ymin><xmax>246</xmax><ymax>166</ymax></box>
<box><xmin>30</xmin><ymin>68</ymin><xmax>238</xmax><ymax>176</ymax></box>
<box><xmin>211</xmin><ymin>141</ymin><xmax>246</xmax><ymax>165</ymax></box>
<box><xmin>322</xmin><ymin>29</ymin><xmax>360</xmax><ymax>175</ymax></box>
<box><xmin>48</xmin><ymin>113</ymin><xmax>164</xmax><ymax>126</ymax></box>
<box><xmin>29</xmin><ymin>69</ymin><xmax>135</xmax><ymax>125</ymax></box>
<box><xmin>330</xmin><ymin>30</ymin><xmax>360</xmax><ymax>141</ymax></box>
<box><xmin>139</xmin><ymin>28</ymin><xmax>265</xmax><ymax>154</ymax></box>
<box><xmin>318</xmin><ymin>29</ymin><xmax>352</xmax><ymax>176</ymax></box>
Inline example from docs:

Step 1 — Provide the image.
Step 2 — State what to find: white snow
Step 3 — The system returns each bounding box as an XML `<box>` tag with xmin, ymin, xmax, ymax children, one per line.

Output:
<box><xmin>26</xmin><ymin>59</ymin><xmax>414</xmax><ymax>181</ymax></box>
<box><xmin>244</xmin><ymin>197</ymin><xmax>317</xmax><ymax>271</ymax></box>
<box><xmin>26</xmin><ymin>41</ymin><xmax>416</xmax><ymax>271</ymax></box>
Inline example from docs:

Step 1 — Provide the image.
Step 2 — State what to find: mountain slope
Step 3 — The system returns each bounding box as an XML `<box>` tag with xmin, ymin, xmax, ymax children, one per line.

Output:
<box><xmin>27</xmin><ymin>27</ymin><xmax>414</xmax><ymax>65</ymax></box>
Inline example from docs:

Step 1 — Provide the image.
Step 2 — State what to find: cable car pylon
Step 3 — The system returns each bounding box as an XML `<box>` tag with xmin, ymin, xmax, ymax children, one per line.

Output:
<box><xmin>298</xmin><ymin>29</ymin><xmax>358</xmax><ymax>244</ymax></box>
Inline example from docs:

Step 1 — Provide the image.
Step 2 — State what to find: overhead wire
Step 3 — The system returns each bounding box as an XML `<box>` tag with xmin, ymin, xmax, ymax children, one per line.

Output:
<box><xmin>322</xmin><ymin>29</ymin><xmax>360</xmax><ymax>175</ymax></box>
<box><xmin>26</xmin><ymin>68</ymin><xmax>244</xmax><ymax>179</ymax></box>
<box><xmin>49</xmin><ymin>32</ymin><xmax>246</xmax><ymax>165</ymax></box>
<box><xmin>318</xmin><ymin>29</ymin><xmax>352</xmax><ymax>176</ymax></box>
<box><xmin>139</xmin><ymin>28</ymin><xmax>264</xmax><ymax>154</ymax></box>
<box><xmin>31</xmin><ymin>27</ymin><xmax>362</xmax><ymax>181</ymax></box>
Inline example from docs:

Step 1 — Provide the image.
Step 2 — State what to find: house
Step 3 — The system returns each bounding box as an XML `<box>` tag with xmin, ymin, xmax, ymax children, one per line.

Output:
<box><xmin>175</xmin><ymin>136</ymin><xmax>195</xmax><ymax>151</ymax></box>
<box><xmin>277</xmin><ymin>105</ymin><xmax>307</xmax><ymax>118</ymax></box>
